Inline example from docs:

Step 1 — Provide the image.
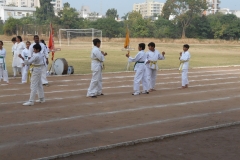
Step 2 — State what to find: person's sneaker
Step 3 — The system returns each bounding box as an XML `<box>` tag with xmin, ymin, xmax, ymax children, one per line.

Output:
<box><xmin>23</xmin><ymin>101</ymin><xmax>34</xmax><ymax>106</ymax></box>
<box><xmin>142</xmin><ymin>91</ymin><xmax>149</xmax><ymax>94</ymax></box>
<box><xmin>36</xmin><ymin>98</ymin><xmax>45</xmax><ymax>103</ymax></box>
<box><xmin>91</xmin><ymin>96</ymin><xmax>97</xmax><ymax>98</ymax></box>
<box><xmin>97</xmin><ymin>93</ymin><xmax>104</xmax><ymax>96</ymax></box>
<box><xmin>132</xmin><ymin>92</ymin><xmax>140</xmax><ymax>96</ymax></box>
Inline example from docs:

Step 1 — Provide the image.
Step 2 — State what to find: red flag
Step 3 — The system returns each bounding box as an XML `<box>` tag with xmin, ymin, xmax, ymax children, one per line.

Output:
<box><xmin>48</xmin><ymin>23</ymin><xmax>55</xmax><ymax>61</ymax></box>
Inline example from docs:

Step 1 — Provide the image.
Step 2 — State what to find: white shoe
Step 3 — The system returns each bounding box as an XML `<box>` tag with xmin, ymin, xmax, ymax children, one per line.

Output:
<box><xmin>132</xmin><ymin>92</ymin><xmax>140</xmax><ymax>96</ymax></box>
<box><xmin>142</xmin><ymin>91</ymin><xmax>149</xmax><ymax>94</ymax></box>
<box><xmin>23</xmin><ymin>101</ymin><xmax>34</xmax><ymax>106</ymax></box>
<box><xmin>36</xmin><ymin>98</ymin><xmax>45</xmax><ymax>103</ymax></box>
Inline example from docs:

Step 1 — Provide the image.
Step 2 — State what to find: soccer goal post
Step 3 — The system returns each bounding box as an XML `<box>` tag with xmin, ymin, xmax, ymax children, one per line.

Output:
<box><xmin>59</xmin><ymin>28</ymin><xmax>102</xmax><ymax>47</ymax></box>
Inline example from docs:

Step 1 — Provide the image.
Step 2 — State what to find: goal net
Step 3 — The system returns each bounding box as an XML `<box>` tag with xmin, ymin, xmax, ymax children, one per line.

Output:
<box><xmin>59</xmin><ymin>28</ymin><xmax>102</xmax><ymax>47</ymax></box>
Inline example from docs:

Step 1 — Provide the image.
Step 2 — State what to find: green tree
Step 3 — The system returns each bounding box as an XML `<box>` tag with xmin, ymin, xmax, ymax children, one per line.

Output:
<box><xmin>3</xmin><ymin>17</ymin><xmax>21</xmax><ymax>35</ymax></box>
<box><xmin>0</xmin><ymin>18</ymin><xmax>4</xmax><ymax>35</ymax></box>
<box><xmin>162</xmin><ymin>0</ymin><xmax>207</xmax><ymax>38</ymax></box>
<box><xmin>36</xmin><ymin>0</ymin><xmax>55</xmax><ymax>23</ymax></box>
<box><xmin>154</xmin><ymin>16</ymin><xmax>181</xmax><ymax>38</ymax></box>
<box><xmin>186</xmin><ymin>15</ymin><xmax>213</xmax><ymax>39</ymax></box>
<box><xmin>90</xmin><ymin>18</ymin><xmax>122</xmax><ymax>38</ymax></box>
<box><xmin>58</xmin><ymin>3</ymin><xmax>81</xmax><ymax>29</ymax></box>
<box><xmin>106</xmin><ymin>8</ymin><xmax>118</xmax><ymax>19</ymax></box>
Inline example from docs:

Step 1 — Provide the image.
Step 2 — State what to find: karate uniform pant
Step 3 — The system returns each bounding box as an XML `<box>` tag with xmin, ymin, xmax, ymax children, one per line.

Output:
<box><xmin>13</xmin><ymin>66</ymin><xmax>21</xmax><ymax>76</ymax></box>
<box><xmin>87</xmin><ymin>69</ymin><xmax>102</xmax><ymax>97</ymax></box>
<box><xmin>0</xmin><ymin>65</ymin><xmax>9</xmax><ymax>82</ymax></box>
<box><xmin>133</xmin><ymin>66</ymin><xmax>148</xmax><ymax>93</ymax></box>
<box><xmin>182</xmin><ymin>69</ymin><xmax>189</xmax><ymax>87</ymax></box>
<box><xmin>146</xmin><ymin>67</ymin><xmax>157</xmax><ymax>90</ymax></box>
<box><xmin>41</xmin><ymin>65</ymin><xmax>48</xmax><ymax>85</ymax></box>
<box><xmin>29</xmin><ymin>67</ymin><xmax>44</xmax><ymax>102</ymax></box>
<box><xmin>21</xmin><ymin>65</ymin><xmax>29</xmax><ymax>83</ymax></box>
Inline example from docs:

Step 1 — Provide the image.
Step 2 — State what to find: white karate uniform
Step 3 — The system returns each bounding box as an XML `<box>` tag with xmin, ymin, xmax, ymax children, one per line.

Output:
<box><xmin>87</xmin><ymin>46</ymin><xmax>105</xmax><ymax>97</ymax></box>
<box><xmin>128</xmin><ymin>50</ymin><xmax>148</xmax><ymax>93</ymax></box>
<box><xmin>24</xmin><ymin>53</ymin><xmax>45</xmax><ymax>102</ymax></box>
<box><xmin>0</xmin><ymin>48</ymin><xmax>9</xmax><ymax>83</ymax></box>
<box><xmin>21</xmin><ymin>48</ymin><xmax>30</xmax><ymax>83</ymax></box>
<box><xmin>12</xmin><ymin>42</ymin><xmax>22</xmax><ymax>77</ymax></box>
<box><xmin>29</xmin><ymin>42</ymin><xmax>49</xmax><ymax>85</ymax></box>
<box><xmin>180</xmin><ymin>51</ymin><xmax>191</xmax><ymax>87</ymax></box>
<box><xmin>145</xmin><ymin>49</ymin><xmax>165</xmax><ymax>90</ymax></box>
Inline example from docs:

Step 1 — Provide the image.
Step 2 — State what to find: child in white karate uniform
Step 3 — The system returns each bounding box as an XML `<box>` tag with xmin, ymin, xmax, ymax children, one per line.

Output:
<box><xmin>0</xmin><ymin>41</ymin><xmax>9</xmax><ymax>84</ymax></box>
<box><xmin>179</xmin><ymin>44</ymin><xmax>191</xmax><ymax>89</ymax></box>
<box><xmin>126</xmin><ymin>43</ymin><xmax>149</xmax><ymax>95</ymax></box>
<box><xmin>19</xmin><ymin>44</ymin><xmax>45</xmax><ymax>106</ymax></box>
<box><xmin>145</xmin><ymin>42</ymin><xmax>165</xmax><ymax>92</ymax></box>
<box><xmin>21</xmin><ymin>41</ymin><xmax>31</xmax><ymax>83</ymax></box>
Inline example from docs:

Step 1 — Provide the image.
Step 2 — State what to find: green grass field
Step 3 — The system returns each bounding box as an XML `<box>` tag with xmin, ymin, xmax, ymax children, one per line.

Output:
<box><xmin>2</xmin><ymin>41</ymin><xmax>240</xmax><ymax>76</ymax></box>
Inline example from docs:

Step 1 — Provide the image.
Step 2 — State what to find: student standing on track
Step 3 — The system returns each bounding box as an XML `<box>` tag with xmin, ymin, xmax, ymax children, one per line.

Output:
<box><xmin>126</xmin><ymin>43</ymin><xmax>149</xmax><ymax>95</ymax></box>
<box><xmin>0</xmin><ymin>41</ymin><xmax>9</xmax><ymax>84</ymax></box>
<box><xmin>179</xmin><ymin>44</ymin><xmax>191</xmax><ymax>89</ymax></box>
<box><xmin>28</xmin><ymin>35</ymin><xmax>49</xmax><ymax>86</ymax></box>
<box><xmin>19</xmin><ymin>44</ymin><xmax>45</xmax><ymax>106</ymax></box>
<box><xmin>87</xmin><ymin>38</ymin><xmax>107</xmax><ymax>98</ymax></box>
<box><xmin>145</xmin><ymin>42</ymin><xmax>165</xmax><ymax>92</ymax></box>
<box><xmin>21</xmin><ymin>41</ymin><xmax>31</xmax><ymax>84</ymax></box>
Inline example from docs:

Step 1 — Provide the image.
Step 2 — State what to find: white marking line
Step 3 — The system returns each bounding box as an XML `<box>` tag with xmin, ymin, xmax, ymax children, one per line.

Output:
<box><xmin>49</xmin><ymin>69</ymin><xmax>240</xmax><ymax>83</ymax></box>
<box><xmin>1</xmin><ymin>89</ymin><xmax>240</xmax><ymax>128</ymax></box>
<box><xmin>0</xmin><ymin>79</ymin><xmax>240</xmax><ymax>106</ymax></box>
<box><xmin>1</xmin><ymin>85</ymin><xmax>239</xmax><ymax>115</ymax></box>
<box><xmin>0</xmin><ymin>75</ymin><xmax>239</xmax><ymax>99</ymax></box>
<box><xmin>35</xmin><ymin>121</ymin><xmax>240</xmax><ymax>160</ymax></box>
<box><xmin>1</xmin><ymin>107</ymin><xmax>240</xmax><ymax>150</ymax></box>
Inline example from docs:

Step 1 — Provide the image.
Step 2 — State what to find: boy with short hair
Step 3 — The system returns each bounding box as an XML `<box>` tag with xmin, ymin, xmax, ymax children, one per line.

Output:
<box><xmin>179</xmin><ymin>44</ymin><xmax>191</xmax><ymax>89</ymax></box>
<box><xmin>0</xmin><ymin>41</ymin><xmax>9</xmax><ymax>84</ymax></box>
<box><xmin>19</xmin><ymin>44</ymin><xmax>45</xmax><ymax>106</ymax></box>
<box><xmin>21</xmin><ymin>41</ymin><xmax>31</xmax><ymax>83</ymax></box>
<box><xmin>126</xmin><ymin>43</ymin><xmax>149</xmax><ymax>95</ymax></box>
<box><xmin>145</xmin><ymin>42</ymin><xmax>165</xmax><ymax>92</ymax></box>
<box><xmin>87</xmin><ymin>38</ymin><xmax>107</xmax><ymax>98</ymax></box>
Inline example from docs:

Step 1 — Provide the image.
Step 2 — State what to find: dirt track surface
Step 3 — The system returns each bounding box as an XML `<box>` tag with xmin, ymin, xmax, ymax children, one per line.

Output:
<box><xmin>1</xmin><ymin>67</ymin><xmax>240</xmax><ymax>160</ymax></box>
<box><xmin>62</xmin><ymin>125</ymin><xmax>240</xmax><ymax>160</ymax></box>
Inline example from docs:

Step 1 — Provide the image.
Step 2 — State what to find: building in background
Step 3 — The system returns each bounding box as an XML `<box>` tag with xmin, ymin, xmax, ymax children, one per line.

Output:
<box><xmin>0</xmin><ymin>5</ymin><xmax>35</xmax><ymax>21</ymax></box>
<box><xmin>79</xmin><ymin>5</ymin><xmax>102</xmax><ymax>20</ymax></box>
<box><xmin>5</xmin><ymin>0</ymin><xmax>40</xmax><ymax>7</ymax></box>
<box><xmin>133</xmin><ymin>0</ymin><xmax>164</xmax><ymax>18</ymax></box>
<box><xmin>50</xmin><ymin>0</ymin><xmax>63</xmax><ymax>15</ymax></box>
<box><xmin>219</xmin><ymin>8</ymin><xmax>240</xmax><ymax>18</ymax></box>
<box><xmin>0</xmin><ymin>0</ymin><xmax>6</xmax><ymax>6</ymax></box>
<box><xmin>205</xmin><ymin>0</ymin><xmax>221</xmax><ymax>15</ymax></box>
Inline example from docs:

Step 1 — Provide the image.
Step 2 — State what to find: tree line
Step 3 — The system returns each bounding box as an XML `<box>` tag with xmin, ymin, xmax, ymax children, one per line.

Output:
<box><xmin>0</xmin><ymin>0</ymin><xmax>240</xmax><ymax>40</ymax></box>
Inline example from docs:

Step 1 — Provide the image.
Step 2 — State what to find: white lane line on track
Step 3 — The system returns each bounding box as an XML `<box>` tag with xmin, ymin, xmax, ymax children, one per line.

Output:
<box><xmin>2</xmin><ymin>69</ymin><xmax>239</xmax><ymax>91</ymax></box>
<box><xmin>1</xmin><ymin>83</ymin><xmax>239</xmax><ymax>115</ymax></box>
<box><xmin>0</xmin><ymin>80</ymin><xmax>240</xmax><ymax>106</ymax></box>
<box><xmin>0</xmin><ymin>75</ymin><xmax>239</xmax><ymax>99</ymax></box>
<box><xmin>1</xmin><ymin>107</ymin><xmax>240</xmax><ymax>150</ymax></box>
<box><xmin>34</xmin><ymin>121</ymin><xmax>240</xmax><ymax>160</ymax></box>
<box><xmin>48</xmin><ymin>69</ymin><xmax>240</xmax><ymax>83</ymax></box>
<box><xmin>1</xmin><ymin>90</ymin><xmax>240</xmax><ymax>128</ymax></box>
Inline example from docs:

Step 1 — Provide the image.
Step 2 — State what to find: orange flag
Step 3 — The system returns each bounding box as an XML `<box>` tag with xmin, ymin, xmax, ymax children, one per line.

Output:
<box><xmin>124</xmin><ymin>27</ymin><xmax>130</xmax><ymax>49</ymax></box>
<box><xmin>48</xmin><ymin>23</ymin><xmax>55</xmax><ymax>61</ymax></box>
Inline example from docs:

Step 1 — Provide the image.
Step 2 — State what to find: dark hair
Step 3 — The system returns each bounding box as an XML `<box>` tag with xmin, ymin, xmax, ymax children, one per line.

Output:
<box><xmin>33</xmin><ymin>43</ymin><xmax>42</xmax><ymax>52</ymax></box>
<box><xmin>34</xmin><ymin>35</ymin><xmax>39</xmax><ymax>38</ymax></box>
<box><xmin>11</xmin><ymin>37</ymin><xmax>16</xmax><ymax>42</ymax></box>
<box><xmin>139</xmin><ymin>43</ymin><xmax>145</xmax><ymax>50</ymax></box>
<box><xmin>183</xmin><ymin>44</ymin><xmax>190</xmax><ymax>49</ymax></box>
<box><xmin>40</xmin><ymin>39</ymin><xmax>46</xmax><ymax>45</ymax></box>
<box><xmin>0</xmin><ymin>41</ymin><xmax>3</xmax><ymax>45</ymax></box>
<box><xmin>93</xmin><ymin>38</ymin><xmax>101</xmax><ymax>46</ymax></box>
<box><xmin>148</xmin><ymin>42</ymin><xmax>155</xmax><ymax>48</ymax></box>
<box><xmin>16</xmin><ymin>36</ymin><xmax>22</xmax><ymax>42</ymax></box>
<box><xmin>26</xmin><ymin>41</ymin><xmax>31</xmax><ymax>45</ymax></box>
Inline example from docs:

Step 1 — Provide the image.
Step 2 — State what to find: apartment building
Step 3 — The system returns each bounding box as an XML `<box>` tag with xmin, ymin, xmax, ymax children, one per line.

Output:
<box><xmin>5</xmin><ymin>0</ymin><xmax>40</xmax><ymax>7</ymax></box>
<box><xmin>205</xmin><ymin>0</ymin><xmax>221</xmax><ymax>15</ymax></box>
<box><xmin>50</xmin><ymin>0</ymin><xmax>63</xmax><ymax>14</ymax></box>
<box><xmin>133</xmin><ymin>0</ymin><xmax>164</xmax><ymax>18</ymax></box>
